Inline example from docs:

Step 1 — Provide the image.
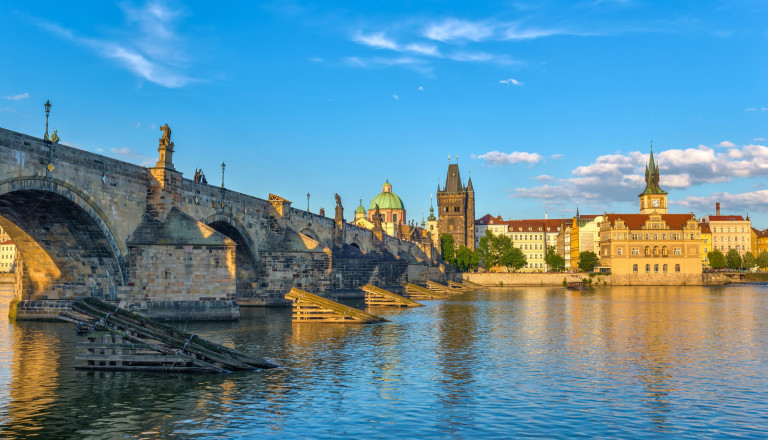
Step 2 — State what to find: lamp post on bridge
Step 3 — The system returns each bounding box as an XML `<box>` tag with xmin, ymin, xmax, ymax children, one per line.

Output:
<box><xmin>307</xmin><ymin>193</ymin><xmax>310</xmax><ymax>212</ymax></box>
<box><xmin>221</xmin><ymin>162</ymin><xmax>226</xmax><ymax>188</ymax></box>
<box><xmin>44</xmin><ymin>100</ymin><xmax>51</xmax><ymax>142</ymax></box>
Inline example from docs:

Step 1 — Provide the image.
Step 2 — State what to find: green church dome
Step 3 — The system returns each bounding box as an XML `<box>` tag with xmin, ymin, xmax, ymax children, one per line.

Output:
<box><xmin>355</xmin><ymin>203</ymin><xmax>366</xmax><ymax>214</ymax></box>
<box><xmin>369</xmin><ymin>180</ymin><xmax>405</xmax><ymax>211</ymax></box>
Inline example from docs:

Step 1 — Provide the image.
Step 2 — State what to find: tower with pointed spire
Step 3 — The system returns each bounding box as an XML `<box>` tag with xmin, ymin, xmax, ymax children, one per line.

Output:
<box><xmin>436</xmin><ymin>158</ymin><xmax>475</xmax><ymax>250</ymax></box>
<box><xmin>639</xmin><ymin>145</ymin><xmax>668</xmax><ymax>214</ymax></box>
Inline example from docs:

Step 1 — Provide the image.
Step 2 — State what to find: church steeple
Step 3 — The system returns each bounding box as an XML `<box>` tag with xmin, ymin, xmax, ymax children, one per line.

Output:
<box><xmin>427</xmin><ymin>194</ymin><xmax>436</xmax><ymax>221</ymax></box>
<box><xmin>639</xmin><ymin>144</ymin><xmax>668</xmax><ymax>214</ymax></box>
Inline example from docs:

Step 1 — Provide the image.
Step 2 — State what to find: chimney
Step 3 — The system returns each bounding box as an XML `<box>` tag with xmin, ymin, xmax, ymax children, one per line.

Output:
<box><xmin>716</xmin><ymin>202</ymin><xmax>721</xmax><ymax>216</ymax></box>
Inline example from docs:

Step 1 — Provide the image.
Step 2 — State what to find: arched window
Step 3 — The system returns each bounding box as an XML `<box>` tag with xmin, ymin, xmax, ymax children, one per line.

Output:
<box><xmin>633</xmin><ymin>264</ymin><xmax>638</xmax><ymax>273</ymax></box>
<box><xmin>654</xmin><ymin>264</ymin><xmax>659</xmax><ymax>273</ymax></box>
<box><xmin>663</xmin><ymin>264</ymin><xmax>668</xmax><ymax>273</ymax></box>
<box><xmin>662</xmin><ymin>246</ymin><xmax>668</xmax><ymax>256</ymax></box>
<box><xmin>675</xmin><ymin>264</ymin><xmax>681</xmax><ymax>273</ymax></box>
<box><xmin>645</xmin><ymin>246</ymin><xmax>650</xmax><ymax>256</ymax></box>
<box><xmin>645</xmin><ymin>264</ymin><xmax>651</xmax><ymax>273</ymax></box>
<box><xmin>653</xmin><ymin>246</ymin><xmax>659</xmax><ymax>256</ymax></box>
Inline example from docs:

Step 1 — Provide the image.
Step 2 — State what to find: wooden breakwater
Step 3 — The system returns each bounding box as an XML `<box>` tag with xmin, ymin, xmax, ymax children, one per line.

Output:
<box><xmin>403</xmin><ymin>282</ymin><xmax>449</xmax><ymax>300</ymax></box>
<box><xmin>285</xmin><ymin>288</ymin><xmax>388</xmax><ymax>323</ymax></box>
<box><xmin>361</xmin><ymin>284</ymin><xmax>423</xmax><ymax>308</ymax></box>
<box><xmin>59</xmin><ymin>297</ymin><xmax>276</xmax><ymax>373</ymax></box>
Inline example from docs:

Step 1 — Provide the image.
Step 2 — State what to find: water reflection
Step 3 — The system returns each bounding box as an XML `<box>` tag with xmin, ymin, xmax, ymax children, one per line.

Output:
<box><xmin>0</xmin><ymin>286</ymin><xmax>768</xmax><ymax>438</ymax></box>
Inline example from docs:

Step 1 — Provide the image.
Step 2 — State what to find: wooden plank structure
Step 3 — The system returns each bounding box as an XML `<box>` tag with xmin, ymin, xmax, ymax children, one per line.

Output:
<box><xmin>427</xmin><ymin>280</ymin><xmax>455</xmax><ymax>295</ymax></box>
<box><xmin>285</xmin><ymin>288</ymin><xmax>388</xmax><ymax>323</ymax></box>
<box><xmin>447</xmin><ymin>280</ymin><xmax>474</xmax><ymax>292</ymax></box>
<box><xmin>403</xmin><ymin>282</ymin><xmax>449</xmax><ymax>300</ymax></box>
<box><xmin>58</xmin><ymin>297</ymin><xmax>277</xmax><ymax>373</ymax></box>
<box><xmin>461</xmin><ymin>279</ymin><xmax>484</xmax><ymax>289</ymax></box>
<box><xmin>362</xmin><ymin>283</ymin><xmax>423</xmax><ymax>308</ymax></box>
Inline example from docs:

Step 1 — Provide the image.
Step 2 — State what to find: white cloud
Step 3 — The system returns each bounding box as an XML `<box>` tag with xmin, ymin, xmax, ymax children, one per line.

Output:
<box><xmin>309</xmin><ymin>56</ymin><xmax>323</xmax><ymax>62</ymax></box>
<box><xmin>719</xmin><ymin>140</ymin><xmax>736</xmax><ymax>148</ymax></box>
<box><xmin>503</xmin><ymin>26</ymin><xmax>563</xmax><ymax>41</ymax></box>
<box><xmin>499</xmin><ymin>78</ymin><xmax>522</xmax><ymax>85</ymax></box>
<box><xmin>678</xmin><ymin>190</ymin><xmax>768</xmax><ymax>213</ymax></box>
<box><xmin>393</xmin><ymin>94</ymin><xmax>399</xmax><ymax>100</ymax></box>
<box><xmin>550</xmin><ymin>153</ymin><xmax>564</xmax><ymax>160</ymax></box>
<box><xmin>476</xmin><ymin>150</ymin><xmax>543</xmax><ymax>165</ymax></box>
<box><xmin>746</xmin><ymin>108</ymin><xmax>757</xmax><ymax>111</ymax></box>
<box><xmin>418</xmin><ymin>86</ymin><xmax>424</xmax><ymax>91</ymax></box>
<box><xmin>755</xmin><ymin>138</ymin><xmax>766</xmax><ymax>141</ymax></box>
<box><xmin>37</xmin><ymin>2</ymin><xmax>194</xmax><ymax>88</ymax></box>
<box><xmin>3</xmin><ymin>93</ymin><xmax>29</xmax><ymax>100</ymax></box>
<box><xmin>109</xmin><ymin>146</ymin><xmax>153</xmax><ymax>166</ymax></box>
<box><xmin>404</xmin><ymin>43</ymin><xmax>440</xmax><ymax>56</ymax></box>
<box><xmin>353</xmin><ymin>32</ymin><xmax>398</xmax><ymax>50</ymax></box>
<box><xmin>424</xmin><ymin>19</ymin><xmax>494</xmax><ymax>42</ymax></box>
<box><xmin>763</xmin><ymin>107</ymin><xmax>768</xmax><ymax>112</ymax></box>
<box><xmin>510</xmin><ymin>141</ymin><xmax>768</xmax><ymax>205</ymax></box>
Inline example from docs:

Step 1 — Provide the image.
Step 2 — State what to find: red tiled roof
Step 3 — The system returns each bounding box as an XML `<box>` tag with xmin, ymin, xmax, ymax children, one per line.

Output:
<box><xmin>709</xmin><ymin>215</ymin><xmax>746</xmax><ymax>222</ymax></box>
<box><xmin>700</xmin><ymin>223</ymin><xmax>711</xmax><ymax>234</ymax></box>
<box><xmin>0</xmin><ymin>239</ymin><xmax>14</xmax><ymax>245</ymax></box>
<box><xmin>605</xmin><ymin>213</ymin><xmax>696</xmax><ymax>230</ymax></box>
<box><xmin>475</xmin><ymin>214</ymin><xmax>495</xmax><ymax>225</ymax></box>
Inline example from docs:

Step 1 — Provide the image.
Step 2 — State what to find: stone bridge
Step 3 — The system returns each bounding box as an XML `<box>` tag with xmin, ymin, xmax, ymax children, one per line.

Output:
<box><xmin>0</xmin><ymin>126</ymin><xmax>442</xmax><ymax>321</ymax></box>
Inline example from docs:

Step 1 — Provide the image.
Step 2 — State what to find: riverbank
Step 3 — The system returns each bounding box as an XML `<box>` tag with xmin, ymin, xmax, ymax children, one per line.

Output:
<box><xmin>462</xmin><ymin>272</ymin><xmax>732</xmax><ymax>286</ymax></box>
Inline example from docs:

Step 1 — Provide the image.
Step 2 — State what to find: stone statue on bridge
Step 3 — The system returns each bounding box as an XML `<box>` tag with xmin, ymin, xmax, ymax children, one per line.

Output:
<box><xmin>334</xmin><ymin>193</ymin><xmax>343</xmax><ymax>225</ymax></box>
<box><xmin>50</xmin><ymin>130</ymin><xmax>60</xmax><ymax>144</ymax></box>
<box><xmin>159</xmin><ymin>124</ymin><xmax>174</xmax><ymax>150</ymax></box>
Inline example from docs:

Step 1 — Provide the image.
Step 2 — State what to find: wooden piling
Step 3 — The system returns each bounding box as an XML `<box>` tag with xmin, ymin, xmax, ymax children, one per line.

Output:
<box><xmin>362</xmin><ymin>284</ymin><xmax>423</xmax><ymax>307</ymax></box>
<box><xmin>447</xmin><ymin>280</ymin><xmax>473</xmax><ymax>292</ymax></box>
<box><xmin>285</xmin><ymin>288</ymin><xmax>388</xmax><ymax>323</ymax></box>
<box><xmin>403</xmin><ymin>282</ymin><xmax>449</xmax><ymax>300</ymax></box>
<box><xmin>427</xmin><ymin>280</ymin><xmax>455</xmax><ymax>294</ymax></box>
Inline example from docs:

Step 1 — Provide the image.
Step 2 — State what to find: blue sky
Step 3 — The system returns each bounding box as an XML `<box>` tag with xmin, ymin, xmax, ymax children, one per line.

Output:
<box><xmin>1</xmin><ymin>1</ymin><xmax>767</xmax><ymax>226</ymax></box>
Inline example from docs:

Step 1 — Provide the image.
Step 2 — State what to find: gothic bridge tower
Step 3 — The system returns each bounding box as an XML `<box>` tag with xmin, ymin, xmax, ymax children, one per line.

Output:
<box><xmin>436</xmin><ymin>158</ymin><xmax>475</xmax><ymax>250</ymax></box>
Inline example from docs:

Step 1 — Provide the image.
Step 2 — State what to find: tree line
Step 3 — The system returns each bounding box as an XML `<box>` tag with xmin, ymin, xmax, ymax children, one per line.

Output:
<box><xmin>707</xmin><ymin>248</ymin><xmax>768</xmax><ymax>271</ymax></box>
<box><xmin>441</xmin><ymin>230</ymin><xmax>600</xmax><ymax>273</ymax></box>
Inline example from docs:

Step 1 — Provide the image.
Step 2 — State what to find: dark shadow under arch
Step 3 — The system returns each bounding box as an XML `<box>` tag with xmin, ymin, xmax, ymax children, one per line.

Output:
<box><xmin>205</xmin><ymin>215</ymin><xmax>260</xmax><ymax>299</ymax></box>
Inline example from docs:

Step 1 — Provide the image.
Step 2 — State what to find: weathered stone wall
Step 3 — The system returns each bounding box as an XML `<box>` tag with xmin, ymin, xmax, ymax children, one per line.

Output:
<box><xmin>252</xmin><ymin>251</ymin><xmax>333</xmax><ymax>305</ymax></box>
<box><xmin>125</xmin><ymin>245</ymin><xmax>236</xmax><ymax>302</ymax></box>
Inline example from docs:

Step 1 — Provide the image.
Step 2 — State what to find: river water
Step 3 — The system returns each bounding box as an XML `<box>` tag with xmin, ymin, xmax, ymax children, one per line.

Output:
<box><xmin>1</xmin><ymin>285</ymin><xmax>768</xmax><ymax>439</ymax></box>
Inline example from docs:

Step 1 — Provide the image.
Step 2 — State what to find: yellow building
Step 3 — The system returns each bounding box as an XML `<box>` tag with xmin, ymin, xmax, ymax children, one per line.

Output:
<box><xmin>755</xmin><ymin>228</ymin><xmax>768</xmax><ymax>257</ymax></box>
<box><xmin>0</xmin><ymin>239</ymin><xmax>15</xmax><ymax>273</ymax></box>
<box><xmin>700</xmin><ymin>223</ymin><xmax>712</xmax><ymax>266</ymax></box>
<box><xmin>599</xmin><ymin>147</ymin><xmax>702</xmax><ymax>279</ymax></box>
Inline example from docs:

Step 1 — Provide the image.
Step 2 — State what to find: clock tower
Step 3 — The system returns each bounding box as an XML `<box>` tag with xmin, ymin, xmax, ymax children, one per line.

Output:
<box><xmin>638</xmin><ymin>146</ymin><xmax>668</xmax><ymax>214</ymax></box>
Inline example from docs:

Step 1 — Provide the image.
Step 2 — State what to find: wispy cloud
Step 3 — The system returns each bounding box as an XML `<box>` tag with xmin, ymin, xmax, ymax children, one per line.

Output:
<box><xmin>499</xmin><ymin>78</ymin><xmax>522</xmax><ymax>85</ymax></box>
<box><xmin>3</xmin><ymin>93</ymin><xmax>29</xmax><ymax>100</ymax></box>
<box><xmin>353</xmin><ymin>32</ymin><xmax>398</xmax><ymax>50</ymax></box>
<box><xmin>36</xmin><ymin>2</ymin><xmax>194</xmax><ymax>88</ymax></box>
<box><xmin>424</xmin><ymin>19</ymin><xmax>494</xmax><ymax>42</ymax></box>
<box><xmin>745</xmin><ymin>107</ymin><xmax>757</xmax><ymax>111</ymax></box>
<box><xmin>678</xmin><ymin>190</ymin><xmax>768</xmax><ymax>213</ymax></box>
<box><xmin>475</xmin><ymin>151</ymin><xmax>543</xmax><ymax>165</ymax></box>
<box><xmin>719</xmin><ymin>140</ymin><xmax>736</xmax><ymax>148</ymax></box>
<box><xmin>393</xmin><ymin>94</ymin><xmax>399</xmax><ymax>100</ymax></box>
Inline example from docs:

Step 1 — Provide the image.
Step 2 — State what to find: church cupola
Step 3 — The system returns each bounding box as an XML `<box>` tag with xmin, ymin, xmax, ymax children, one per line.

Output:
<box><xmin>639</xmin><ymin>145</ymin><xmax>668</xmax><ymax>214</ymax></box>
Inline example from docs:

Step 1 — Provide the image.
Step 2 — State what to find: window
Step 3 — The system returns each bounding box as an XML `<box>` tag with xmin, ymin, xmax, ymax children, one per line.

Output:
<box><xmin>633</xmin><ymin>264</ymin><xmax>638</xmax><ymax>273</ymax></box>
<box><xmin>662</xmin><ymin>246</ymin><xmax>668</xmax><ymax>256</ymax></box>
<box><xmin>674</xmin><ymin>248</ymin><xmax>681</xmax><ymax>255</ymax></box>
<box><xmin>646</xmin><ymin>264</ymin><xmax>651</xmax><ymax>273</ymax></box>
<box><xmin>663</xmin><ymin>264</ymin><xmax>668</xmax><ymax>273</ymax></box>
<box><xmin>392</xmin><ymin>214</ymin><xmax>397</xmax><ymax>223</ymax></box>
<box><xmin>632</xmin><ymin>248</ymin><xmax>639</xmax><ymax>255</ymax></box>
<box><xmin>618</xmin><ymin>247</ymin><xmax>623</xmax><ymax>256</ymax></box>
<box><xmin>645</xmin><ymin>246</ymin><xmax>651</xmax><ymax>256</ymax></box>
<box><xmin>675</xmin><ymin>264</ymin><xmax>681</xmax><ymax>273</ymax></box>
<box><xmin>654</xmin><ymin>264</ymin><xmax>659</xmax><ymax>273</ymax></box>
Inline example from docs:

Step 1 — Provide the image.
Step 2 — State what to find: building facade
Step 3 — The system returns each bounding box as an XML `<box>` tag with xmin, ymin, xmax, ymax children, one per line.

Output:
<box><xmin>437</xmin><ymin>161</ymin><xmax>475</xmax><ymax>250</ymax></box>
<box><xmin>599</xmin><ymin>146</ymin><xmax>702</xmax><ymax>278</ymax></box>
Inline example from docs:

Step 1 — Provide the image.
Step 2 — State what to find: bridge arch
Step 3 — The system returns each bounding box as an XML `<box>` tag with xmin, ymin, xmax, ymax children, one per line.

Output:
<box><xmin>299</xmin><ymin>227</ymin><xmax>320</xmax><ymax>243</ymax></box>
<box><xmin>0</xmin><ymin>177</ymin><xmax>126</xmax><ymax>301</ymax></box>
<box><xmin>203</xmin><ymin>214</ymin><xmax>260</xmax><ymax>299</ymax></box>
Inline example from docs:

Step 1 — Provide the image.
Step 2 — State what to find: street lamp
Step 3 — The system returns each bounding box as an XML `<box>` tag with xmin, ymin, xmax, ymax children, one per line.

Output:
<box><xmin>307</xmin><ymin>193</ymin><xmax>310</xmax><ymax>212</ymax></box>
<box><xmin>44</xmin><ymin>100</ymin><xmax>51</xmax><ymax>141</ymax></box>
<box><xmin>221</xmin><ymin>162</ymin><xmax>226</xmax><ymax>188</ymax></box>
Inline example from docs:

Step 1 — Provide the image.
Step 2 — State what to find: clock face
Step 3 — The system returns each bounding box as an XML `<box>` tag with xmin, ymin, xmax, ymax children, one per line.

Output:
<box><xmin>651</xmin><ymin>199</ymin><xmax>660</xmax><ymax>207</ymax></box>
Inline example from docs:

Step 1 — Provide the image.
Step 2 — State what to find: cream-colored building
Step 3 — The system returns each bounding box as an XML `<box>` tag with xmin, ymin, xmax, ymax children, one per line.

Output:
<box><xmin>700</xmin><ymin>223</ymin><xmax>712</xmax><ymax>266</ymax></box>
<box><xmin>0</xmin><ymin>239</ymin><xmax>15</xmax><ymax>273</ymax></box>
<box><xmin>707</xmin><ymin>210</ymin><xmax>752</xmax><ymax>257</ymax></box>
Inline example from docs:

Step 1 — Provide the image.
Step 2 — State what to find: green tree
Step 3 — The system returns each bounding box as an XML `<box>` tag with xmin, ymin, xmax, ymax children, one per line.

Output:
<box><xmin>455</xmin><ymin>245</ymin><xmax>480</xmax><ymax>272</ymax></box>
<box><xmin>440</xmin><ymin>233</ymin><xmax>456</xmax><ymax>265</ymax></box>
<box><xmin>577</xmin><ymin>251</ymin><xmax>599</xmax><ymax>272</ymax></box>
<box><xmin>476</xmin><ymin>229</ymin><xmax>526</xmax><ymax>271</ymax></box>
<box><xmin>545</xmin><ymin>245</ymin><xmax>565</xmax><ymax>272</ymax></box>
<box><xmin>743</xmin><ymin>252</ymin><xmax>757</xmax><ymax>270</ymax></box>
<box><xmin>707</xmin><ymin>249</ymin><xmax>726</xmax><ymax>269</ymax></box>
<box><xmin>726</xmin><ymin>249</ymin><xmax>742</xmax><ymax>269</ymax></box>
<box><xmin>757</xmin><ymin>251</ymin><xmax>768</xmax><ymax>270</ymax></box>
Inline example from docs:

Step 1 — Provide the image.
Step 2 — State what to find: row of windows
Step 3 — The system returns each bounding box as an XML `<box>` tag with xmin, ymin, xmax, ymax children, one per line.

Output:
<box><xmin>0</xmin><ymin>246</ymin><xmax>12</xmax><ymax>251</ymax></box>
<box><xmin>617</xmin><ymin>246</ymin><xmax>682</xmax><ymax>256</ymax></box>
<box><xmin>715</xmin><ymin>236</ymin><xmax>746</xmax><ymax>242</ymax></box>
<box><xmin>617</xmin><ymin>233</ymin><xmax>695</xmax><ymax>241</ymax></box>
<box><xmin>713</xmin><ymin>227</ymin><xmax>747</xmax><ymax>233</ymax></box>
<box><xmin>524</xmin><ymin>263</ymin><xmax>544</xmax><ymax>269</ymax></box>
<box><xmin>633</xmin><ymin>263</ymin><xmax>681</xmax><ymax>273</ymax></box>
